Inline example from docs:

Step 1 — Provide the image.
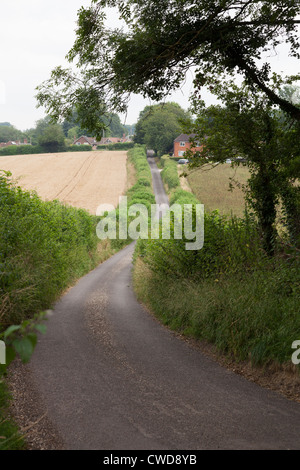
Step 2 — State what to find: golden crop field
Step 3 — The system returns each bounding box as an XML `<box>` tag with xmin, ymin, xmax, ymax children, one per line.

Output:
<box><xmin>0</xmin><ymin>151</ymin><xmax>128</xmax><ymax>214</ymax></box>
<box><xmin>185</xmin><ymin>163</ymin><xmax>250</xmax><ymax>217</ymax></box>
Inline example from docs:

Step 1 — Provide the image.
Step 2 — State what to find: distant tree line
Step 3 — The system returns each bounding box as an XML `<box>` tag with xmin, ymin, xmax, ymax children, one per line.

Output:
<box><xmin>0</xmin><ymin>112</ymin><xmax>133</xmax><ymax>154</ymax></box>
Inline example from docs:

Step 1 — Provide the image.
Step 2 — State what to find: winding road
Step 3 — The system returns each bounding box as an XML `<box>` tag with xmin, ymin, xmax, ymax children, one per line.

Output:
<box><xmin>26</xmin><ymin>156</ymin><xmax>300</xmax><ymax>450</ymax></box>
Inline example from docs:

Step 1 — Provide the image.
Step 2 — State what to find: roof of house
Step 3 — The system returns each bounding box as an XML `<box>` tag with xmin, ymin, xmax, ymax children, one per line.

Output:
<box><xmin>174</xmin><ymin>133</ymin><xmax>197</xmax><ymax>143</ymax></box>
<box><xmin>99</xmin><ymin>136</ymin><xmax>132</xmax><ymax>145</ymax></box>
<box><xmin>74</xmin><ymin>136</ymin><xmax>99</xmax><ymax>145</ymax></box>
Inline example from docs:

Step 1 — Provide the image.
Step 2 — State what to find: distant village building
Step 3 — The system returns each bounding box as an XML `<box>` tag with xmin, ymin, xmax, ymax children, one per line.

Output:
<box><xmin>73</xmin><ymin>136</ymin><xmax>100</xmax><ymax>148</ymax></box>
<box><xmin>99</xmin><ymin>134</ymin><xmax>132</xmax><ymax>145</ymax></box>
<box><xmin>73</xmin><ymin>134</ymin><xmax>132</xmax><ymax>149</ymax></box>
<box><xmin>173</xmin><ymin>133</ymin><xmax>203</xmax><ymax>158</ymax></box>
<box><xmin>0</xmin><ymin>138</ymin><xmax>30</xmax><ymax>148</ymax></box>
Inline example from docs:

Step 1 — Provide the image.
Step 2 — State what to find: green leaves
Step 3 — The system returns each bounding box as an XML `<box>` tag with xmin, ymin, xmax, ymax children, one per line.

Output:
<box><xmin>11</xmin><ymin>336</ymin><xmax>36</xmax><ymax>364</ymax></box>
<box><xmin>134</xmin><ymin>102</ymin><xmax>190</xmax><ymax>156</ymax></box>
<box><xmin>3</xmin><ymin>325</ymin><xmax>21</xmax><ymax>339</ymax></box>
<box><xmin>0</xmin><ymin>313</ymin><xmax>47</xmax><ymax>374</ymax></box>
<box><xmin>36</xmin><ymin>1</ymin><xmax>300</xmax><ymax>135</ymax></box>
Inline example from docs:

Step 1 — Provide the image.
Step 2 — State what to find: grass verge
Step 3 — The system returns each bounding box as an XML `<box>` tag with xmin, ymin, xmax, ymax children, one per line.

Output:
<box><xmin>133</xmin><ymin>156</ymin><xmax>300</xmax><ymax>392</ymax></box>
<box><xmin>0</xmin><ymin>377</ymin><xmax>25</xmax><ymax>450</ymax></box>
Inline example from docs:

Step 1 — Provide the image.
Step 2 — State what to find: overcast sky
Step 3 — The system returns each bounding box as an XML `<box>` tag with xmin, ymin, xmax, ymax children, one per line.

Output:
<box><xmin>0</xmin><ymin>1</ymin><xmax>298</xmax><ymax>132</ymax></box>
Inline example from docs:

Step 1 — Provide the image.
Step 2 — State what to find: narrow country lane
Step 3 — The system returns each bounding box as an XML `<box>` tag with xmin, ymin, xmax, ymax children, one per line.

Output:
<box><xmin>23</xmin><ymin>156</ymin><xmax>300</xmax><ymax>450</ymax></box>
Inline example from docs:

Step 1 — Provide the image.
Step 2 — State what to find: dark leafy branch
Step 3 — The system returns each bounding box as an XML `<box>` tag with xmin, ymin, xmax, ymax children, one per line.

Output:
<box><xmin>36</xmin><ymin>0</ymin><xmax>300</xmax><ymax>132</ymax></box>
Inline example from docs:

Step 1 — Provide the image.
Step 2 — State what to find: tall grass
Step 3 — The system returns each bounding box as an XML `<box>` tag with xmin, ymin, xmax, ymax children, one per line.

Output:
<box><xmin>133</xmin><ymin>156</ymin><xmax>300</xmax><ymax>370</ymax></box>
<box><xmin>187</xmin><ymin>163</ymin><xmax>250</xmax><ymax>217</ymax></box>
<box><xmin>133</xmin><ymin>252</ymin><xmax>300</xmax><ymax>366</ymax></box>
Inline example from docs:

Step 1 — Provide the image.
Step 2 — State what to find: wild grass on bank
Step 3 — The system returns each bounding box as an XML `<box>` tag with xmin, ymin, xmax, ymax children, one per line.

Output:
<box><xmin>0</xmin><ymin>378</ymin><xmax>25</xmax><ymax>450</ymax></box>
<box><xmin>134</xmin><ymin>155</ymin><xmax>300</xmax><ymax>370</ymax></box>
<box><xmin>133</xmin><ymin>253</ymin><xmax>300</xmax><ymax>367</ymax></box>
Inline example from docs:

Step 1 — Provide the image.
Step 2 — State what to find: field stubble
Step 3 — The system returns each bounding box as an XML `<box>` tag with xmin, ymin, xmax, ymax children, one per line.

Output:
<box><xmin>0</xmin><ymin>151</ymin><xmax>128</xmax><ymax>214</ymax></box>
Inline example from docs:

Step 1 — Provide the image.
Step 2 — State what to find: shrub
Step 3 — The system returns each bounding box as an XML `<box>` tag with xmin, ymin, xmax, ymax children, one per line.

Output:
<box><xmin>109</xmin><ymin>142</ymin><xmax>134</xmax><ymax>150</ymax></box>
<box><xmin>0</xmin><ymin>171</ymin><xmax>100</xmax><ymax>326</ymax></box>
<box><xmin>169</xmin><ymin>188</ymin><xmax>200</xmax><ymax>205</ymax></box>
<box><xmin>136</xmin><ymin>207</ymin><xmax>261</xmax><ymax>280</ymax></box>
<box><xmin>97</xmin><ymin>142</ymin><xmax>134</xmax><ymax>151</ymax></box>
<box><xmin>0</xmin><ymin>145</ymin><xmax>45</xmax><ymax>156</ymax></box>
<box><xmin>97</xmin><ymin>145</ymin><xmax>155</xmax><ymax>247</ymax></box>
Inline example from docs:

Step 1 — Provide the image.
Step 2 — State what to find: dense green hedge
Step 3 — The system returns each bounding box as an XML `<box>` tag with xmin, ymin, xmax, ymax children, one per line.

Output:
<box><xmin>97</xmin><ymin>145</ymin><xmax>156</xmax><ymax>251</ymax></box>
<box><xmin>0</xmin><ymin>145</ymin><xmax>45</xmax><ymax>156</ymax></box>
<box><xmin>169</xmin><ymin>188</ymin><xmax>200</xmax><ymax>205</ymax></box>
<box><xmin>0</xmin><ymin>144</ymin><xmax>94</xmax><ymax>156</ymax></box>
<box><xmin>0</xmin><ymin>171</ymin><xmax>100</xmax><ymax>326</ymax></box>
<box><xmin>161</xmin><ymin>158</ymin><xmax>180</xmax><ymax>190</ymax></box>
<box><xmin>97</xmin><ymin>142</ymin><xmax>134</xmax><ymax>151</ymax></box>
<box><xmin>67</xmin><ymin>145</ymin><xmax>92</xmax><ymax>152</ymax></box>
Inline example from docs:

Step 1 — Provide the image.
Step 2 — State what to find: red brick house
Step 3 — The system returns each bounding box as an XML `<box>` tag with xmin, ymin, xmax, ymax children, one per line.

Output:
<box><xmin>173</xmin><ymin>133</ymin><xmax>202</xmax><ymax>158</ymax></box>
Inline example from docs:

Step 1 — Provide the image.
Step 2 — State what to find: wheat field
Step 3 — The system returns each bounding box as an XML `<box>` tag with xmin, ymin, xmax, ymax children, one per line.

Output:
<box><xmin>186</xmin><ymin>163</ymin><xmax>250</xmax><ymax>217</ymax></box>
<box><xmin>0</xmin><ymin>151</ymin><xmax>128</xmax><ymax>214</ymax></box>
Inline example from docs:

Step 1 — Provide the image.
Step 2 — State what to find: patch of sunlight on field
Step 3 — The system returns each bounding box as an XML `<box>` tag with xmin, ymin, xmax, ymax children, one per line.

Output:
<box><xmin>187</xmin><ymin>163</ymin><xmax>250</xmax><ymax>217</ymax></box>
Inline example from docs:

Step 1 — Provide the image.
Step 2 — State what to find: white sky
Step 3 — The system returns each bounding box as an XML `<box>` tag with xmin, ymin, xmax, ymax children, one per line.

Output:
<box><xmin>0</xmin><ymin>1</ymin><xmax>298</xmax><ymax>131</ymax></box>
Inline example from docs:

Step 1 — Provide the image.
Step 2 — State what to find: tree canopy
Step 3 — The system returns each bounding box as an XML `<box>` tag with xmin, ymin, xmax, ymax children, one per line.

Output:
<box><xmin>134</xmin><ymin>102</ymin><xmax>190</xmax><ymax>155</ymax></box>
<box><xmin>35</xmin><ymin>117</ymin><xmax>66</xmax><ymax>153</ymax></box>
<box><xmin>184</xmin><ymin>79</ymin><xmax>300</xmax><ymax>251</ymax></box>
<box><xmin>36</xmin><ymin>0</ymin><xmax>300</xmax><ymax>133</ymax></box>
<box><xmin>62</xmin><ymin>110</ymin><xmax>127</xmax><ymax>139</ymax></box>
<box><xmin>0</xmin><ymin>124</ymin><xmax>24</xmax><ymax>143</ymax></box>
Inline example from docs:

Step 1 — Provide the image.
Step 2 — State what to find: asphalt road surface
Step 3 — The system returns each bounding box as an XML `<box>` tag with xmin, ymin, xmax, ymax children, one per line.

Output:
<box><xmin>28</xmin><ymin>156</ymin><xmax>300</xmax><ymax>450</ymax></box>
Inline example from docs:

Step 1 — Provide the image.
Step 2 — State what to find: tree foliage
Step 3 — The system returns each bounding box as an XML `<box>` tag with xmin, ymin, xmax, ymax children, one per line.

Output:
<box><xmin>36</xmin><ymin>117</ymin><xmax>66</xmax><ymax>152</ymax></box>
<box><xmin>0</xmin><ymin>124</ymin><xmax>24</xmax><ymax>143</ymax></box>
<box><xmin>62</xmin><ymin>109</ymin><xmax>127</xmax><ymax>139</ymax></box>
<box><xmin>36</xmin><ymin>0</ymin><xmax>300</xmax><ymax>132</ymax></box>
<box><xmin>184</xmin><ymin>78</ymin><xmax>300</xmax><ymax>252</ymax></box>
<box><xmin>134</xmin><ymin>102</ymin><xmax>190</xmax><ymax>155</ymax></box>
